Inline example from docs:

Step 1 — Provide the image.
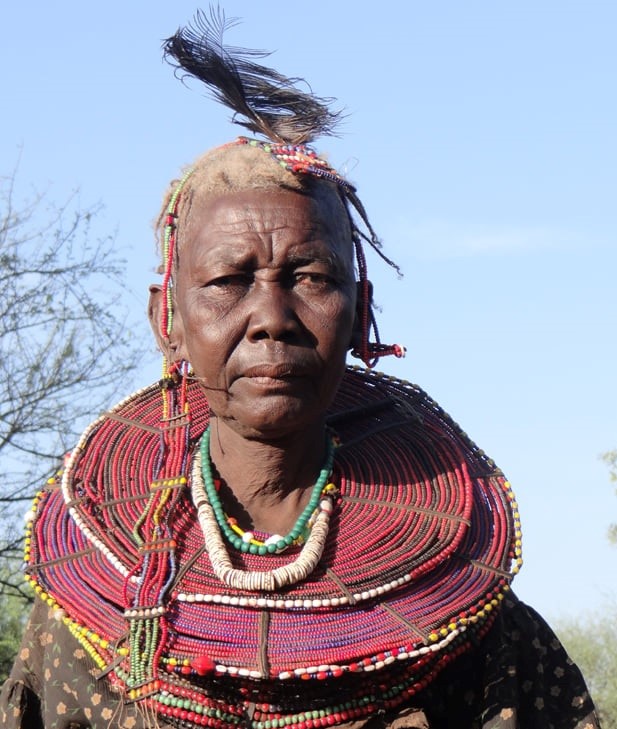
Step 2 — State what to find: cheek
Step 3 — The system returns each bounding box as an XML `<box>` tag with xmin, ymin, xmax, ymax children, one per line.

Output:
<box><xmin>181</xmin><ymin>313</ymin><xmax>238</xmax><ymax>382</ymax></box>
<box><xmin>302</xmin><ymin>293</ymin><xmax>356</xmax><ymax>349</ymax></box>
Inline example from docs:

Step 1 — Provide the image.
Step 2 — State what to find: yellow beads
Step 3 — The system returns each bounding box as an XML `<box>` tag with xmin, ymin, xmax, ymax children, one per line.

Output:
<box><xmin>149</xmin><ymin>476</ymin><xmax>187</xmax><ymax>491</ymax></box>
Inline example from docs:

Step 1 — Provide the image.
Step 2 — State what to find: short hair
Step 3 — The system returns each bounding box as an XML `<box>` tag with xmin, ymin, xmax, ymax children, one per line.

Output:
<box><xmin>155</xmin><ymin>143</ymin><xmax>350</xmax><ymax>259</ymax></box>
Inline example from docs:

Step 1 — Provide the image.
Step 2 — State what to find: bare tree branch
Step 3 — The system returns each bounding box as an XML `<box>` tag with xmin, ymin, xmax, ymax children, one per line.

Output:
<box><xmin>0</xmin><ymin>169</ymin><xmax>144</xmax><ymax>603</ymax></box>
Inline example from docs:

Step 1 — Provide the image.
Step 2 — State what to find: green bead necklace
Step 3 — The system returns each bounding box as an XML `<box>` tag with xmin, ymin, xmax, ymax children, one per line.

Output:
<box><xmin>199</xmin><ymin>427</ymin><xmax>337</xmax><ymax>556</ymax></box>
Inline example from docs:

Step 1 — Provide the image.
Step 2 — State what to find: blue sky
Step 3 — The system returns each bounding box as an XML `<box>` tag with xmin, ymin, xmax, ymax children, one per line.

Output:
<box><xmin>2</xmin><ymin>1</ymin><xmax>615</xmax><ymax>621</ymax></box>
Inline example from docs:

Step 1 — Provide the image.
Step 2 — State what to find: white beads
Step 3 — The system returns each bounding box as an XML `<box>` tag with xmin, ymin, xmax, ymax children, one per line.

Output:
<box><xmin>319</xmin><ymin>499</ymin><xmax>333</xmax><ymax>514</ymax></box>
<box><xmin>191</xmin><ymin>450</ymin><xmax>333</xmax><ymax>592</ymax></box>
<box><xmin>264</xmin><ymin>534</ymin><xmax>283</xmax><ymax>546</ymax></box>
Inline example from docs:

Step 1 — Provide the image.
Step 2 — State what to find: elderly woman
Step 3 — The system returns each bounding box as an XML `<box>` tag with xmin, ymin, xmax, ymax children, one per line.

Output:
<box><xmin>0</xmin><ymin>13</ymin><xmax>599</xmax><ymax>729</ymax></box>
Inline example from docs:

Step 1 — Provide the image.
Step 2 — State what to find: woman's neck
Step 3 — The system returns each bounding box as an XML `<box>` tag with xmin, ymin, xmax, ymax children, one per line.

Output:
<box><xmin>206</xmin><ymin>418</ymin><xmax>330</xmax><ymax>534</ymax></box>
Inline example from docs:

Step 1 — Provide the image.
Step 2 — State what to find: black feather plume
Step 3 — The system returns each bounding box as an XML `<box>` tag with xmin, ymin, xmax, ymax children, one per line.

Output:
<box><xmin>163</xmin><ymin>7</ymin><xmax>343</xmax><ymax>145</ymax></box>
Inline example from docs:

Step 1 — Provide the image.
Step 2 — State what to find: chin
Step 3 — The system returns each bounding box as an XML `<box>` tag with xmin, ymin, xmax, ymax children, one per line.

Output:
<box><xmin>223</xmin><ymin>402</ymin><xmax>327</xmax><ymax>441</ymax></box>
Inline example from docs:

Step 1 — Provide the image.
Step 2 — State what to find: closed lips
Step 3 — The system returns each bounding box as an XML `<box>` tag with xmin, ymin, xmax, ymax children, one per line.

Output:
<box><xmin>241</xmin><ymin>364</ymin><xmax>309</xmax><ymax>379</ymax></box>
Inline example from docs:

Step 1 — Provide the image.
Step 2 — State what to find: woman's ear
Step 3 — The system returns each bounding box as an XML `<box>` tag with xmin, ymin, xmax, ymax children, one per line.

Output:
<box><xmin>148</xmin><ymin>284</ymin><xmax>187</xmax><ymax>362</ymax></box>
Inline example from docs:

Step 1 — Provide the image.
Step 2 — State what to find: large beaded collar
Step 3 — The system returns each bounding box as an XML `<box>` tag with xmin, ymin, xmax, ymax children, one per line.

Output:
<box><xmin>24</xmin><ymin>367</ymin><xmax>521</xmax><ymax>728</ymax></box>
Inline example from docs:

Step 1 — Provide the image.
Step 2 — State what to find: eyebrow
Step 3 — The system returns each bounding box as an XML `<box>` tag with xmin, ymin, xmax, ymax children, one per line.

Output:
<box><xmin>284</xmin><ymin>248</ymin><xmax>344</xmax><ymax>269</ymax></box>
<box><xmin>190</xmin><ymin>243</ymin><xmax>352</xmax><ymax>273</ymax></box>
<box><xmin>286</xmin><ymin>245</ymin><xmax>358</xmax><ymax>281</ymax></box>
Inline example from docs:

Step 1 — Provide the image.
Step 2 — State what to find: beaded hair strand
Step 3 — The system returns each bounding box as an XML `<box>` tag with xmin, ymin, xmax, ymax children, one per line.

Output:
<box><xmin>160</xmin><ymin>169</ymin><xmax>195</xmax><ymax>345</ymax></box>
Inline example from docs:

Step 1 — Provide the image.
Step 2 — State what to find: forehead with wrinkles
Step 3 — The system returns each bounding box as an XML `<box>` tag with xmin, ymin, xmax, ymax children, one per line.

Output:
<box><xmin>177</xmin><ymin>187</ymin><xmax>355</xmax><ymax>281</ymax></box>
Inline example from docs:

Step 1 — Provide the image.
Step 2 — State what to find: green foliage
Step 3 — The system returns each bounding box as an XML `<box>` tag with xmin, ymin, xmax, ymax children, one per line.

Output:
<box><xmin>0</xmin><ymin>582</ymin><xmax>31</xmax><ymax>684</ymax></box>
<box><xmin>556</xmin><ymin>605</ymin><xmax>617</xmax><ymax>728</ymax></box>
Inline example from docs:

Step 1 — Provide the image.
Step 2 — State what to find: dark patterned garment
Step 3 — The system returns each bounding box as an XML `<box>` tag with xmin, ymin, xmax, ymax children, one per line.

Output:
<box><xmin>0</xmin><ymin>594</ymin><xmax>599</xmax><ymax>729</ymax></box>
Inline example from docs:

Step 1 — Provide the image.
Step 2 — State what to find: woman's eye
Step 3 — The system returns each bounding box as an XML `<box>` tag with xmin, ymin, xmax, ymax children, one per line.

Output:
<box><xmin>207</xmin><ymin>273</ymin><xmax>252</xmax><ymax>288</ymax></box>
<box><xmin>294</xmin><ymin>272</ymin><xmax>335</xmax><ymax>287</ymax></box>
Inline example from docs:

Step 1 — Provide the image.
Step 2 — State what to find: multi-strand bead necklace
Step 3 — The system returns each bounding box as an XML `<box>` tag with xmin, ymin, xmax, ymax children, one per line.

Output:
<box><xmin>191</xmin><ymin>427</ymin><xmax>339</xmax><ymax>591</ymax></box>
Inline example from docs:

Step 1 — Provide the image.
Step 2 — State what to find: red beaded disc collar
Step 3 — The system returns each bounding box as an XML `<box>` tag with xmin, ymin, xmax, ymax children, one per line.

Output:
<box><xmin>25</xmin><ymin>367</ymin><xmax>521</xmax><ymax>725</ymax></box>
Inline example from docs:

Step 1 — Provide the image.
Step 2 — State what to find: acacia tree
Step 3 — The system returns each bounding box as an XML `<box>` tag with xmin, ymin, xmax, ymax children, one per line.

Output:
<box><xmin>0</xmin><ymin>169</ymin><xmax>142</xmax><ymax>603</ymax></box>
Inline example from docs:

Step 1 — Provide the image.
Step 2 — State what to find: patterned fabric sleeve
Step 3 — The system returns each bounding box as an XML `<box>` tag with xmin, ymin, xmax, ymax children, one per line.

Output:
<box><xmin>0</xmin><ymin>678</ymin><xmax>43</xmax><ymax>729</ymax></box>
<box><xmin>0</xmin><ymin>600</ymin><xmax>164</xmax><ymax>729</ymax></box>
<box><xmin>387</xmin><ymin>593</ymin><xmax>601</xmax><ymax>729</ymax></box>
<box><xmin>476</xmin><ymin>595</ymin><xmax>600</xmax><ymax>728</ymax></box>
<box><xmin>0</xmin><ymin>600</ymin><xmax>45</xmax><ymax>729</ymax></box>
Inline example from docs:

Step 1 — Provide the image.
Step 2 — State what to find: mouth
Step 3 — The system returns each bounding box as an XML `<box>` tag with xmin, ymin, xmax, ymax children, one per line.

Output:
<box><xmin>235</xmin><ymin>362</ymin><xmax>316</xmax><ymax>391</ymax></box>
<box><xmin>241</xmin><ymin>363</ymin><xmax>309</xmax><ymax>381</ymax></box>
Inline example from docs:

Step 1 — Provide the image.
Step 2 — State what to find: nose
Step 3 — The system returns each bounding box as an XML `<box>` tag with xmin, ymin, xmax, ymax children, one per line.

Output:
<box><xmin>246</xmin><ymin>282</ymin><xmax>303</xmax><ymax>343</ymax></box>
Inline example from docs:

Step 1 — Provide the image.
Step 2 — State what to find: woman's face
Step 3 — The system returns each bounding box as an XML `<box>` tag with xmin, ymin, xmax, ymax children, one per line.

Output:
<box><xmin>171</xmin><ymin>187</ymin><xmax>358</xmax><ymax>439</ymax></box>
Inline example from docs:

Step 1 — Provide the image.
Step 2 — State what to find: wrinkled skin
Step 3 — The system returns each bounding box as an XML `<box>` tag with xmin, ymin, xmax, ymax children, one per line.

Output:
<box><xmin>159</xmin><ymin>187</ymin><xmax>358</xmax><ymax>441</ymax></box>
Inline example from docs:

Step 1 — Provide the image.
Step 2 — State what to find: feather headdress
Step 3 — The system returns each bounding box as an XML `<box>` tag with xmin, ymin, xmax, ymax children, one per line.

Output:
<box><xmin>163</xmin><ymin>7</ymin><xmax>342</xmax><ymax>145</ymax></box>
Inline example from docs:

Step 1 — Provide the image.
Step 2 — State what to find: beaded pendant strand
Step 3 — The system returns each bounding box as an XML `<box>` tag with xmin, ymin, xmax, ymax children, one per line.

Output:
<box><xmin>124</xmin><ymin>359</ymin><xmax>193</xmax><ymax>689</ymax></box>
